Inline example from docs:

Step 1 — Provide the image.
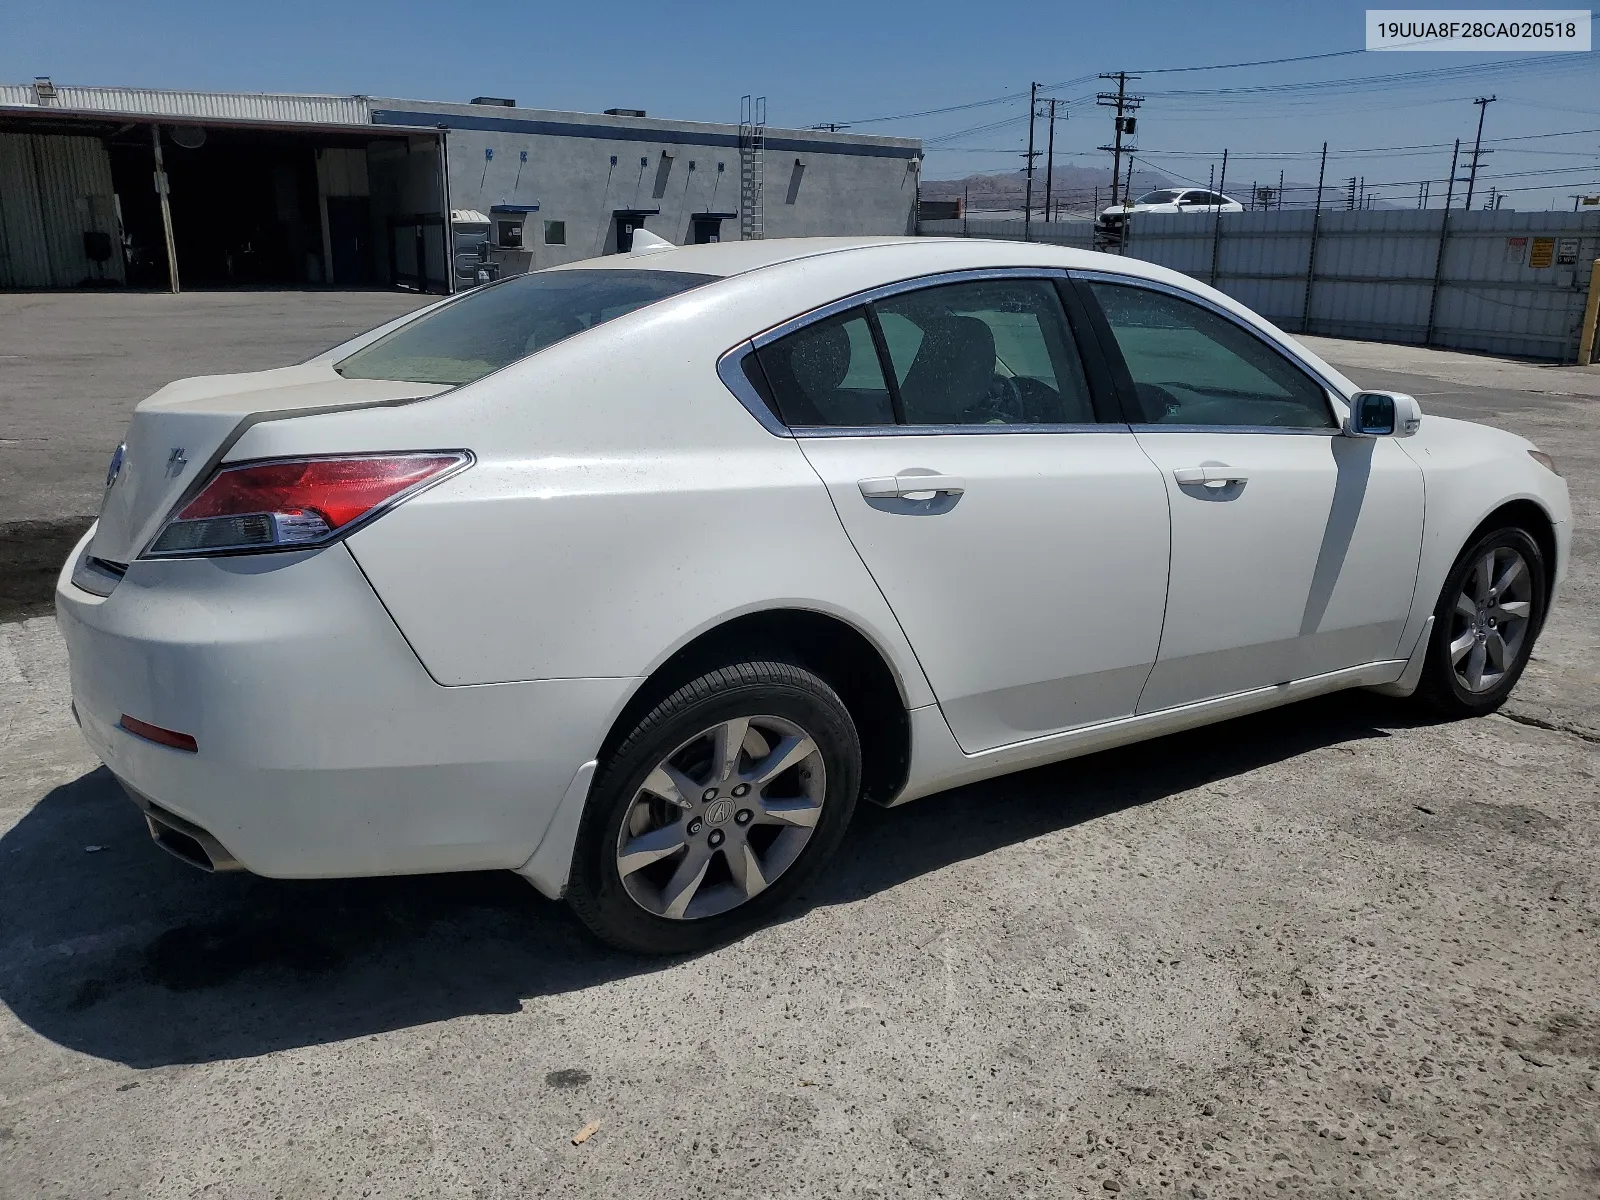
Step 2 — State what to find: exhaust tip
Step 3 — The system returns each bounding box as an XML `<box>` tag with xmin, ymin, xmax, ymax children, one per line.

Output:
<box><xmin>120</xmin><ymin>785</ymin><xmax>245</xmax><ymax>873</ymax></box>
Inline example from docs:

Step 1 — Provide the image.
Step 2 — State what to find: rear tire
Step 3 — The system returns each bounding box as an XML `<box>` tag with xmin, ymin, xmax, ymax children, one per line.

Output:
<box><xmin>1415</xmin><ymin>525</ymin><xmax>1546</xmax><ymax>718</ymax></box>
<box><xmin>566</xmin><ymin>660</ymin><xmax>860</xmax><ymax>955</ymax></box>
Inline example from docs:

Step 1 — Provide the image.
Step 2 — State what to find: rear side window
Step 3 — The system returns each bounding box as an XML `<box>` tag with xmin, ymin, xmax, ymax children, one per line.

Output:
<box><xmin>750</xmin><ymin>278</ymin><xmax>1095</xmax><ymax>428</ymax></box>
<box><xmin>335</xmin><ymin>269</ymin><xmax>714</xmax><ymax>385</ymax></box>
<box><xmin>874</xmin><ymin>279</ymin><xmax>1094</xmax><ymax>425</ymax></box>
<box><xmin>752</xmin><ymin>308</ymin><xmax>895</xmax><ymax>426</ymax></box>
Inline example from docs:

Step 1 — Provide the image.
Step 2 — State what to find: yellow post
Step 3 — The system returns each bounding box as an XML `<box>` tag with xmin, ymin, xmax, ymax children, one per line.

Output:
<box><xmin>1578</xmin><ymin>258</ymin><xmax>1600</xmax><ymax>366</ymax></box>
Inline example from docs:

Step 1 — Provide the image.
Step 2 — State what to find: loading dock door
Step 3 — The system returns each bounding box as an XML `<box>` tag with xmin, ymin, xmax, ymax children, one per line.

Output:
<box><xmin>691</xmin><ymin>211</ymin><xmax>736</xmax><ymax>245</ymax></box>
<box><xmin>612</xmin><ymin>207</ymin><xmax>661</xmax><ymax>254</ymax></box>
<box><xmin>615</xmin><ymin>214</ymin><xmax>639</xmax><ymax>253</ymax></box>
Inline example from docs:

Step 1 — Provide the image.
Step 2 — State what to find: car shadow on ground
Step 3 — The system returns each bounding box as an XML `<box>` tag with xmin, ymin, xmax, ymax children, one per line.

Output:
<box><xmin>0</xmin><ymin>692</ymin><xmax>1435</xmax><ymax>1067</ymax></box>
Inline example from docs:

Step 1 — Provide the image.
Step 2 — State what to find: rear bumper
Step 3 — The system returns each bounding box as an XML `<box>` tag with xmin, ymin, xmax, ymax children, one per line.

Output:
<box><xmin>56</xmin><ymin>527</ymin><xmax>632</xmax><ymax>878</ymax></box>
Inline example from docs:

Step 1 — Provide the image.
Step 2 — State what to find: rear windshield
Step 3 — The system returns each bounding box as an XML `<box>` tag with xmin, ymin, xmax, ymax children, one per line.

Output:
<box><xmin>335</xmin><ymin>269</ymin><xmax>716</xmax><ymax>385</ymax></box>
<box><xmin>1135</xmin><ymin>190</ymin><xmax>1182</xmax><ymax>205</ymax></box>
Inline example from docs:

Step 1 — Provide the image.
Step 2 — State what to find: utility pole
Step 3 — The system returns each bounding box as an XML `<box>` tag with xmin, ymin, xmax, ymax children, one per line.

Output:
<box><xmin>1425</xmin><ymin>138</ymin><xmax>1461</xmax><ymax>346</ymax></box>
<box><xmin>1209</xmin><ymin>147</ymin><xmax>1228</xmax><ymax>286</ymax></box>
<box><xmin>1278</xmin><ymin>169</ymin><xmax>1284</xmax><ymax>210</ymax></box>
<box><xmin>1096</xmin><ymin>72</ymin><xmax>1143</xmax><ymax>211</ymax></box>
<box><xmin>1299</xmin><ymin>141</ymin><xmax>1327</xmax><ymax>334</ymax></box>
<box><xmin>1043</xmin><ymin>98</ymin><xmax>1059</xmax><ymax>224</ymax></box>
<box><xmin>1023</xmin><ymin>81</ymin><xmax>1039</xmax><ymax>241</ymax></box>
<box><xmin>1463</xmin><ymin>95</ymin><xmax>1495</xmax><ymax>210</ymax></box>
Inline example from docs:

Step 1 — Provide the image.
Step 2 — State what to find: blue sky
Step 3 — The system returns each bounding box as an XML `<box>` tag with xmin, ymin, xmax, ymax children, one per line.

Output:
<box><xmin>5</xmin><ymin>1</ymin><xmax>1597</xmax><ymax>206</ymax></box>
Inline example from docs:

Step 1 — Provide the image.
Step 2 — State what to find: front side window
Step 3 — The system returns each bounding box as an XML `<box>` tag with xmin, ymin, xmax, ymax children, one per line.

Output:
<box><xmin>753</xmin><ymin>308</ymin><xmax>895</xmax><ymax>426</ymax></box>
<box><xmin>1137</xmin><ymin>190</ymin><xmax>1182</xmax><ymax>205</ymax></box>
<box><xmin>543</xmin><ymin>220</ymin><xmax>566</xmax><ymax>245</ymax></box>
<box><xmin>335</xmin><ymin>269</ymin><xmax>713</xmax><ymax>385</ymax></box>
<box><xmin>874</xmin><ymin>279</ymin><xmax>1094</xmax><ymax>426</ymax></box>
<box><xmin>1088</xmin><ymin>281</ymin><xmax>1333</xmax><ymax>429</ymax></box>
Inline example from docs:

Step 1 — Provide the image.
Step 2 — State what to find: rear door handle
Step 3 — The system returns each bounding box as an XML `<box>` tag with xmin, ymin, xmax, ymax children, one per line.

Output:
<box><xmin>1173</xmin><ymin>465</ymin><xmax>1248</xmax><ymax>488</ymax></box>
<box><xmin>858</xmin><ymin>473</ymin><xmax>966</xmax><ymax>499</ymax></box>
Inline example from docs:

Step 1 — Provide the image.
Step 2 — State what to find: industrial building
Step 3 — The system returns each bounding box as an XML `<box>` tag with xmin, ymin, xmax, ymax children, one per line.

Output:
<box><xmin>0</xmin><ymin>80</ymin><xmax>922</xmax><ymax>293</ymax></box>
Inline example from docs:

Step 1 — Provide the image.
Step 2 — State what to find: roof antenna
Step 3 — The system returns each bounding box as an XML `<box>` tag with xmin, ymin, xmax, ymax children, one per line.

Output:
<box><xmin>628</xmin><ymin>229</ymin><xmax>675</xmax><ymax>254</ymax></box>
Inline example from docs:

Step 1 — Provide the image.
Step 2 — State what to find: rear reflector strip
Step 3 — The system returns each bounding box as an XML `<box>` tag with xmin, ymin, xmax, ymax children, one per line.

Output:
<box><xmin>119</xmin><ymin>715</ymin><xmax>199</xmax><ymax>753</ymax></box>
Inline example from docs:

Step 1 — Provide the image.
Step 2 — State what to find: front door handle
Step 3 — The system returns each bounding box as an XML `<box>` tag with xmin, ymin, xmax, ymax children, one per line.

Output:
<box><xmin>858</xmin><ymin>473</ymin><xmax>966</xmax><ymax>499</ymax></box>
<box><xmin>1173</xmin><ymin>465</ymin><xmax>1249</xmax><ymax>488</ymax></box>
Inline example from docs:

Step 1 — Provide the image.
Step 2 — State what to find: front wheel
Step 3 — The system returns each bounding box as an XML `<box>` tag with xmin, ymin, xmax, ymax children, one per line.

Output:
<box><xmin>1415</xmin><ymin>526</ymin><xmax>1547</xmax><ymax>718</ymax></box>
<box><xmin>566</xmin><ymin>661</ymin><xmax>861</xmax><ymax>955</ymax></box>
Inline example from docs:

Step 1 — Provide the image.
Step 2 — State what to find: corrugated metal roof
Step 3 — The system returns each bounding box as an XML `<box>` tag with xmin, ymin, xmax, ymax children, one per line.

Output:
<box><xmin>0</xmin><ymin>83</ymin><xmax>371</xmax><ymax>126</ymax></box>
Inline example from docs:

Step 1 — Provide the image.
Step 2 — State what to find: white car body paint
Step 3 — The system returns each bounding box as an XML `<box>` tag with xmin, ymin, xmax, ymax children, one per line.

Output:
<box><xmin>1130</xmin><ymin>432</ymin><xmax>1424</xmax><ymax>711</ymax></box>
<box><xmin>798</xmin><ymin>431</ymin><xmax>1170</xmax><ymax>752</ymax></box>
<box><xmin>55</xmin><ymin>236</ymin><xmax>1572</xmax><ymax>901</ymax></box>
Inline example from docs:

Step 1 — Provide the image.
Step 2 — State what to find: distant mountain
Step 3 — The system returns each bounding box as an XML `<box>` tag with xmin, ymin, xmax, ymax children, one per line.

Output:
<box><xmin>921</xmin><ymin>165</ymin><xmax>1176</xmax><ymax>218</ymax></box>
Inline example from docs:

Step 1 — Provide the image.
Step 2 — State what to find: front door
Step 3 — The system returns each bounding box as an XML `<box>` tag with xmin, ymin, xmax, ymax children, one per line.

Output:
<box><xmin>751</xmin><ymin>274</ymin><xmax>1172</xmax><ymax>753</ymax></box>
<box><xmin>1080</xmin><ymin>276</ymin><xmax>1424</xmax><ymax>712</ymax></box>
<box><xmin>615</xmin><ymin>216</ymin><xmax>638</xmax><ymax>253</ymax></box>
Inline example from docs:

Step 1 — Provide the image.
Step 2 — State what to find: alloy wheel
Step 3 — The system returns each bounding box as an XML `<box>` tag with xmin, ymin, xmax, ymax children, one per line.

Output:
<box><xmin>1448</xmin><ymin>545</ymin><xmax>1534</xmax><ymax>694</ymax></box>
<box><xmin>614</xmin><ymin>715</ymin><xmax>827</xmax><ymax>921</ymax></box>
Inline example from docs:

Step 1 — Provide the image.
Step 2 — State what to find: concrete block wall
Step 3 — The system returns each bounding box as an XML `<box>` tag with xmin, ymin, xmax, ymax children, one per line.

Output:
<box><xmin>370</xmin><ymin>99</ymin><xmax>920</xmax><ymax>267</ymax></box>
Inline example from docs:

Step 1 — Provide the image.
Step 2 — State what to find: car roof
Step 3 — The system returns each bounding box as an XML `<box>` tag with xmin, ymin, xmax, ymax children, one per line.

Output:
<box><xmin>547</xmin><ymin>235</ymin><xmax>1176</xmax><ymax>282</ymax></box>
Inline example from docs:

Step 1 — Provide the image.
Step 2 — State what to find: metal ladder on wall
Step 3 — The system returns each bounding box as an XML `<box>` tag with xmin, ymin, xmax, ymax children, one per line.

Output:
<box><xmin>739</xmin><ymin>95</ymin><xmax>766</xmax><ymax>241</ymax></box>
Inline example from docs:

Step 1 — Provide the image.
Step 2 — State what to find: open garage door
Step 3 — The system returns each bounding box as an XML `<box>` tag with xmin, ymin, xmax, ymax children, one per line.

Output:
<box><xmin>0</xmin><ymin>132</ymin><xmax>124</xmax><ymax>288</ymax></box>
<box><xmin>370</xmin><ymin>137</ymin><xmax>451</xmax><ymax>294</ymax></box>
<box><xmin>1</xmin><ymin>107</ymin><xmax>448</xmax><ymax>293</ymax></box>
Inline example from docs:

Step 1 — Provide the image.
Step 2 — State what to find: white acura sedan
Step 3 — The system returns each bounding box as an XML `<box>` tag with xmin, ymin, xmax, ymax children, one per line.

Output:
<box><xmin>57</xmin><ymin>235</ymin><xmax>1570</xmax><ymax>953</ymax></box>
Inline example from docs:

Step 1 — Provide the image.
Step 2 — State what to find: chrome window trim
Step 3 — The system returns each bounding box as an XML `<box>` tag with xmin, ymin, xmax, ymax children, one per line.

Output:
<box><xmin>716</xmin><ymin>341</ymin><xmax>793</xmax><ymax>437</ymax></box>
<box><xmin>791</xmin><ymin>422</ymin><xmax>1119</xmax><ymax>439</ymax></box>
<box><xmin>749</xmin><ymin>266</ymin><xmax>1071</xmax><ymax>350</ymax></box>
<box><xmin>1069</xmin><ymin>268</ymin><xmax>1349</xmax><ymax>431</ymax></box>
<box><xmin>717</xmin><ymin>267</ymin><xmax>1106</xmax><ymax>438</ymax></box>
<box><xmin>1131</xmin><ymin>424</ymin><xmax>1339</xmax><ymax>437</ymax></box>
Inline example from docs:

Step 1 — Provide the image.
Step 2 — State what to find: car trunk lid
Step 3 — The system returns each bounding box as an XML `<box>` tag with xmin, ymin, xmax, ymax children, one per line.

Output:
<box><xmin>90</xmin><ymin>364</ymin><xmax>448</xmax><ymax>565</ymax></box>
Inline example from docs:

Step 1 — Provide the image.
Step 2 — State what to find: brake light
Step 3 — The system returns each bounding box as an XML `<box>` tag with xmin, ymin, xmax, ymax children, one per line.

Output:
<box><xmin>146</xmin><ymin>452</ymin><xmax>470</xmax><ymax>557</ymax></box>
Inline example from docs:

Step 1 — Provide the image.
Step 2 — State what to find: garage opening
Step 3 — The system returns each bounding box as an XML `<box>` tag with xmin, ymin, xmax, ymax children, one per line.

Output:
<box><xmin>2</xmin><ymin>115</ymin><xmax>448</xmax><ymax>292</ymax></box>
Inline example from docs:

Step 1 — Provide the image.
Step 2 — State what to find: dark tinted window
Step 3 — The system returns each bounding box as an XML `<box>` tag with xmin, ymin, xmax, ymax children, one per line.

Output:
<box><xmin>1136</xmin><ymin>190</ymin><xmax>1182</xmax><ymax>205</ymax></box>
<box><xmin>1090</xmin><ymin>282</ymin><xmax>1333</xmax><ymax>428</ymax></box>
<box><xmin>874</xmin><ymin>279</ymin><xmax>1094</xmax><ymax>425</ymax></box>
<box><xmin>753</xmin><ymin>308</ymin><xmax>894</xmax><ymax>426</ymax></box>
<box><xmin>335</xmin><ymin>269</ymin><xmax>714</xmax><ymax>385</ymax></box>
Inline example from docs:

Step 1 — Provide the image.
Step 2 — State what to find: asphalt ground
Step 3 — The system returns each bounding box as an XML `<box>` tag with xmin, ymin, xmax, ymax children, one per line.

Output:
<box><xmin>0</xmin><ymin>295</ymin><xmax>1597</xmax><ymax>1199</ymax></box>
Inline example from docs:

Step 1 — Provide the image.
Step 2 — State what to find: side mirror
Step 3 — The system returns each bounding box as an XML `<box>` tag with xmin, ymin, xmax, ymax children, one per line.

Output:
<box><xmin>1344</xmin><ymin>390</ymin><xmax>1421</xmax><ymax>438</ymax></box>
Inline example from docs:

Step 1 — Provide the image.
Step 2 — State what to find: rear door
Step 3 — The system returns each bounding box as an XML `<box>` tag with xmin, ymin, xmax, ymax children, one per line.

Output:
<box><xmin>749</xmin><ymin>271</ymin><xmax>1172</xmax><ymax>754</ymax></box>
<box><xmin>1075</xmin><ymin>273</ymin><xmax>1424</xmax><ymax>712</ymax></box>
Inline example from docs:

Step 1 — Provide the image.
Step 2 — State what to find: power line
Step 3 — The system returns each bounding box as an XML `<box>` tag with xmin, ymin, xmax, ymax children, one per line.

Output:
<box><xmin>1128</xmin><ymin>48</ymin><xmax>1369</xmax><ymax>74</ymax></box>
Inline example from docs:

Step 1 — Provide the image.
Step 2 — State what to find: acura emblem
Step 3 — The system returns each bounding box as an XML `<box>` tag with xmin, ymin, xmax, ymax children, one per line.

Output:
<box><xmin>105</xmin><ymin>443</ymin><xmax>125</xmax><ymax>489</ymax></box>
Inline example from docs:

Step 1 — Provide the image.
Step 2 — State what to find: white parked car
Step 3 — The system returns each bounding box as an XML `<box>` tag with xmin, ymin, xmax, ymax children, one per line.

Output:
<box><xmin>57</xmin><ymin>236</ymin><xmax>1570</xmax><ymax>953</ymax></box>
<box><xmin>1098</xmin><ymin>188</ymin><xmax>1244</xmax><ymax>234</ymax></box>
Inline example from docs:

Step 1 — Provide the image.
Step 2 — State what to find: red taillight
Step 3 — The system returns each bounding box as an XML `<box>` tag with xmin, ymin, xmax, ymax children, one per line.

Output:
<box><xmin>146</xmin><ymin>452</ymin><xmax>470</xmax><ymax>557</ymax></box>
<box><xmin>119</xmin><ymin>715</ymin><xmax>199</xmax><ymax>753</ymax></box>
